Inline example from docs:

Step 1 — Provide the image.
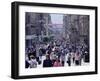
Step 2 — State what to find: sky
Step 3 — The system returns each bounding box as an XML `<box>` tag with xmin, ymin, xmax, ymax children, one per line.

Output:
<box><xmin>50</xmin><ymin>14</ymin><xmax>63</xmax><ymax>24</ymax></box>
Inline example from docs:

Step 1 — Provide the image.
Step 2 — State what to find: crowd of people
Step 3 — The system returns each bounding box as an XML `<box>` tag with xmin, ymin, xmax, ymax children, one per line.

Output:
<box><xmin>25</xmin><ymin>39</ymin><xmax>89</xmax><ymax>68</ymax></box>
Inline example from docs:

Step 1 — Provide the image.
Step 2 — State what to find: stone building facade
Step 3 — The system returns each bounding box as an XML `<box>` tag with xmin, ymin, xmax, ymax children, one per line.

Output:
<box><xmin>25</xmin><ymin>12</ymin><xmax>52</xmax><ymax>48</ymax></box>
<box><xmin>63</xmin><ymin>14</ymin><xmax>89</xmax><ymax>46</ymax></box>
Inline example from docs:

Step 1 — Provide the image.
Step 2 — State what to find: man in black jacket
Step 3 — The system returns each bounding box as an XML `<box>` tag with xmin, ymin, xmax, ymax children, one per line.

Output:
<box><xmin>43</xmin><ymin>54</ymin><xmax>53</xmax><ymax>67</ymax></box>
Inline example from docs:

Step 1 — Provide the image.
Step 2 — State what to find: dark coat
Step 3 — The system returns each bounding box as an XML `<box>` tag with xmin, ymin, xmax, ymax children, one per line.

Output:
<box><xmin>43</xmin><ymin>59</ymin><xmax>53</xmax><ymax>67</ymax></box>
<box><xmin>25</xmin><ymin>61</ymin><xmax>29</xmax><ymax>68</ymax></box>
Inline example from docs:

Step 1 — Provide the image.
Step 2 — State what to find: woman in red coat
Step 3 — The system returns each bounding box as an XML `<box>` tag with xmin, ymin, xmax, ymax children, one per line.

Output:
<box><xmin>53</xmin><ymin>56</ymin><xmax>62</xmax><ymax>67</ymax></box>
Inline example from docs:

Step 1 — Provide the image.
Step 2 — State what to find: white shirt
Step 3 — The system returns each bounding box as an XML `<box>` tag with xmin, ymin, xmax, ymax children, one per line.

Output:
<box><xmin>28</xmin><ymin>59</ymin><xmax>37</xmax><ymax>68</ymax></box>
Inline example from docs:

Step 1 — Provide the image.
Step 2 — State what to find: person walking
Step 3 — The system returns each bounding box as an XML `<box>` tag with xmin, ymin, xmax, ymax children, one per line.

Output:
<box><xmin>28</xmin><ymin>55</ymin><xmax>38</xmax><ymax>68</ymax></box>
<box><xmin>50</xmin><ymin>51</ymin><xmax>56</xmax><ymax>65</ymax></box>
<box><xmin>71</xmin><ymin>51</ymin><xmax>75</xmax><ymax>63</ymax></box>
<box><xmin>53</xmin><ymin>56</ymin><xmax>62</xmax><ymax>67</ymax></box>
<box><xmin>75</xmin><ymin>52</ymin><xmax>81</xmax><ymax>66</ymax></box>
<box><xmin>61</xmin><ymin>49</ymin><xmax>66</xmax><ymax>66</ymax></box>
<box><xmin>43</xmin><ymin>54</ymin><xmax>53</xmax><ymax>67</ymax></box>
<box><xmin>67</xmin><ymin>52</ymin><xmax>71</xmax><ymax>66</ymax></box>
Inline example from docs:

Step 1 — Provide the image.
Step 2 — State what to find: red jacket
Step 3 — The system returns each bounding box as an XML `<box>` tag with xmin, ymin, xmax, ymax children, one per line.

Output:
<box><xmin>53</xmin><ymin>61</ymin><xmax>62</xmax><ymax>67</ymax></box>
